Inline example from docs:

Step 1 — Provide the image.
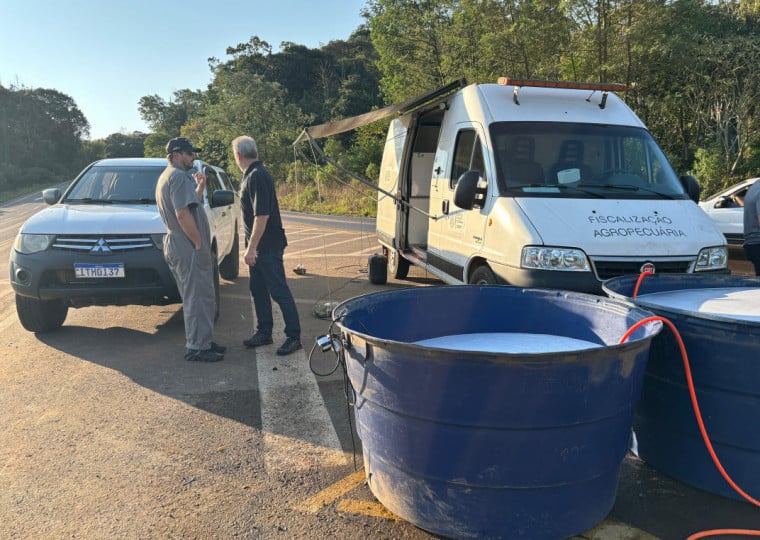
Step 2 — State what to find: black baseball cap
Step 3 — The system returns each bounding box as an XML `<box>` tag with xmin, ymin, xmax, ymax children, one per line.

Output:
<box><xmin>165</xmin><ymin>137</ymin><xmax>201</xmax><ymax>154</ymax></box>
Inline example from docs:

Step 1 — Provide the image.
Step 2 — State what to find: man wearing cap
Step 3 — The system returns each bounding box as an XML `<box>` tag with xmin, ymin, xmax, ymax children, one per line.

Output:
<box><xmin>156</xmin><ymin>137</ymin><xmax>226</xmax><ymax>362</ymax></box>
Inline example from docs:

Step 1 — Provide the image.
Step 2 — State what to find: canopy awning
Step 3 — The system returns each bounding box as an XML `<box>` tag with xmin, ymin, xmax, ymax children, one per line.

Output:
<box><xmin>293</xmin><ymin>79</ymin><xmax>467</xmax><ymax>145</ymax></box>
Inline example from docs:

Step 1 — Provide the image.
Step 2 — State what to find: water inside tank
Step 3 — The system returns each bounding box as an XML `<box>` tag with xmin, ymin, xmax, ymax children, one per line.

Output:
<box><xmin>414</xmin><ymin>332</ymin><xmax>602</xmax><ymax>353</ymax></box>
<box><xmin>635</xmin><ymin>287</ymin><xmax>760</xmax><ymax>322</ymax></box>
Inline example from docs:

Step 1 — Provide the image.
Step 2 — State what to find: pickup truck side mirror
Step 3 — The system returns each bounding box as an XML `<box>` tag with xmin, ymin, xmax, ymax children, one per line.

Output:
<box><xmin>210</xmin><ymin>189</ymin><xmax>234</xmax><ymax>208</ymax></box>
<box><xmin>42</xmin><ymin>188</ymin><xmax>62</xmax><ymax>205</ymax></box>
<box><xmin>680</xmin><ymin>175</ymin><xmax>701</xmax><ymax>203</ymax></box>
<box><xmin>453</xmin><ymin>171</ymin><xmax>482</xmax><ymax>210</ymax></box>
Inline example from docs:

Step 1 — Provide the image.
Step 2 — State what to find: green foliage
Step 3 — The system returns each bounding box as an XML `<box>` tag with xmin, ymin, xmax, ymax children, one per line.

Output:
<box><xmin>7</xmin><ymin>1</ymin><xmax>760</xmax><ymax>213</ymax></box>
<box><xmin>0</xmin><ymin>85</ymin><xmax>90</xmax><ymax>187</ymax></box>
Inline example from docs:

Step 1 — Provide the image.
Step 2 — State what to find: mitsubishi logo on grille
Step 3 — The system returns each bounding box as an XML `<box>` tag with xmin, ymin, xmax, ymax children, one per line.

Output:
<box><xmin>90</xmin><ymin>238</ymin><xmax>112</xmax><ymax>253</ymax></box>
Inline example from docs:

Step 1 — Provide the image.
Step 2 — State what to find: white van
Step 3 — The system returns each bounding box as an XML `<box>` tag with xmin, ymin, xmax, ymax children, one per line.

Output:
<box><xmin>297</xmin><ymin>78</ymin><xmax>728</xmax><ymax>293</ymax></box>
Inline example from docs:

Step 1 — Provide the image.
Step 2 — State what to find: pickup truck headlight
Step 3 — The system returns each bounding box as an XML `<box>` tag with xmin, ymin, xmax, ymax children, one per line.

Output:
<box><xmin>521</xmin><ymin>246</ymin><xmax>590</xmax><ymax>272</ymax></box>
<box><xmin>695</xmin><ymin>246</ymin><xmax>728</xmax><ymax>271</ymax></box>
<box><xmin>13</xmin><ymin>233</ymin><xmax>55</xmax><ymax>254</ymax></box>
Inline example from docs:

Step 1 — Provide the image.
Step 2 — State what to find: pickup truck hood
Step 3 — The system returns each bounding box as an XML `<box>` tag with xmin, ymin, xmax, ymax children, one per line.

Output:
<box><xmin>515</xmin><ymin>198</ymin><xmax>726</xmax><ymax>255</ymax></box>
<box><xmin>21</xmin><ymin>204</ymin><xmax>166</xmax><ymax>235</ymax></box>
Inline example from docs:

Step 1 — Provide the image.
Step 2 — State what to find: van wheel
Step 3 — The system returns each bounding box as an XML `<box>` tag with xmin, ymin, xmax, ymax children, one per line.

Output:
<box><xmin>15</xmin><ymin>295</ymin><xmax>68</xmax><ymax>332</ymax></box>
<box><xmin>213</xmin><ymin>254</ymin><xmax>221</xmax><ymax>321</ymax></box>
<box><xmin>388</xmin><ymin>249</ymin><xmax>410</xmax><ymax>279</ymax></box>
<box><xmin>469</xmin><ymin>265</ymin><xmax>497</xmax><ymax>285</ymax></box>
<box><xmin>219</xmin><ymin>229</ymin><xmax>239</xmax><ymax>280</ymax></box>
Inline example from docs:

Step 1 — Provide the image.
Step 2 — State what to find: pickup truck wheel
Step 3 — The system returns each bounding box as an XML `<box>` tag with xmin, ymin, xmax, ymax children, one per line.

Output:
<box><xmin>469</xmin><ymin>265</ymin><xmax>497</xmax><ymax>285</ymax></box>
<box><xmin>15</xmin><ymin>295</ymin><xmax>68</xmax><ymax>332</ymax></box>
<box><xmin>219</xmin><ymin>229</ymin><xmax>239</xmax><ymax>280</ymax></box>
<box><xmin>387</xmin><ymin>249</ymin><xmax>410</xmax><ymax>279</ymax></box>
<box><xmin>213</xmin><ymin>254</ymin><xmax>221</xmax><ymax>322</ymax></box>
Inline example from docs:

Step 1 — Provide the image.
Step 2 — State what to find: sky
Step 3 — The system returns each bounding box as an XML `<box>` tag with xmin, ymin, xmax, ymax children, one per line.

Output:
<box><xmin>0</xmin><ymin>0</ymin><xmax>367</xmax><ymax>140</ymax></box>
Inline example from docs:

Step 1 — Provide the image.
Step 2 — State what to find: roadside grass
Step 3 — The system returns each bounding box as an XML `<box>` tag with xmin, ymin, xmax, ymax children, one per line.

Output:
<box><xmin>0</xmin><ymin>182</ymin><xmax>52</xmax><ymax>205</ymax></box>
<box><xmin>277</xmin><ymin>181</ymin><xmax>377</xmax><ymax>218</ymax></box>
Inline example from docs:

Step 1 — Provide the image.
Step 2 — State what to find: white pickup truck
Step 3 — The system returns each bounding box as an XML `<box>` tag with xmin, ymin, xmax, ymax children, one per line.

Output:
<box><xmin>9</xmin><ymin>157</ymin><xmax>241</xmax><ymax>332</ymax></box>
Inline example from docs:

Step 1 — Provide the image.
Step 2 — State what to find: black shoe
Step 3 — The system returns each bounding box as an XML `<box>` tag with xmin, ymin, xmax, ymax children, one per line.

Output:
<box><xmin>185</xmin><ymin>348</ymin><xmax>224</xmax><ymax>362</ymax></box>
<box><xmin>210</xmin><ymin>341</ymin><xmax>226</xmax><ymax>354</ymax></box>
<box><xmin>243</xmin><ymin>333</ymin><xmax>273</xmax><ymax>348</ymax></box>
<box><xmin>276</xmin><ymin>337</ymin><xmax>302</xmax><ymax>356</ymax></box>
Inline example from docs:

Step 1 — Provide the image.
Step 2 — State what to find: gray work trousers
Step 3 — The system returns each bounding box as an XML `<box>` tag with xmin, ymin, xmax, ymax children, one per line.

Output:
<box><xmin>165</xmin><ymin>245</ymin><xmax>215</xmax><ymax>351</ymax></box>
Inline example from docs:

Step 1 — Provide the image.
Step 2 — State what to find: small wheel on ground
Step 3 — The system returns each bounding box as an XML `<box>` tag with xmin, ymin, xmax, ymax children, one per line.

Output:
<box><xmin>368</xmin><ymin>253</ymin><xmax>388</xmax><ymax>285</ymax></box>
<box><xmin>387</xmin><ymin>248</ymin><xmax>410</xmax><ymax>280</ymax></box>
<box><xmin>469</xmin><ymin>265</ymin><xmax>498</xmax><ymax>285</ymax></box>
<box><xmin>15</xmin><ymin>295</ymin><xmax>68</xmax><ymax>332</ymax></box>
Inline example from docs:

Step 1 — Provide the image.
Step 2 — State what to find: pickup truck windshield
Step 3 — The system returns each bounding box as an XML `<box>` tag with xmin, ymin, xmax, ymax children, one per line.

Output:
<box><xmin>490</xmin><ymin>122</ymin><xmax>687</xmax><ymax>200</ymax></box>
<box><xmin>65</xmin><ymin>166</ymin><xmax>164</xmax><ymax>203</ymax></box>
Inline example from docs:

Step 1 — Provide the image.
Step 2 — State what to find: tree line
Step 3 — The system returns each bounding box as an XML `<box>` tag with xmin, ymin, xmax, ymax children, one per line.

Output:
<box><xmin>2</xmin><ymin>0</ymin><xmax>759</xmax><ymax>211</ymax></box>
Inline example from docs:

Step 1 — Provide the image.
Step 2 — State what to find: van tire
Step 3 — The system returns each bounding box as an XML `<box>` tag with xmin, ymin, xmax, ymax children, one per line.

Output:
<box><xmin>388</xmin><ymin>249</ymin><xmax>410</xmax><ymax>279</ymax></box>
<box><xmin>368</xmin><ymin>254</ymin><xmax>388</xmax><ymax>284</ymax></box>
<box><xmin>469</xmin><ymin>265</ymin><xmax>497</xmax><ymax>285</ymax></box>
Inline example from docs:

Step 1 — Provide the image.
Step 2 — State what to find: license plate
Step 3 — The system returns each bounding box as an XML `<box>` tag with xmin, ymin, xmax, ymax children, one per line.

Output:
<box><xmin>74</xmin><ymin>263</ymin><xmax>125</xmax><ymax>278</ymax></box>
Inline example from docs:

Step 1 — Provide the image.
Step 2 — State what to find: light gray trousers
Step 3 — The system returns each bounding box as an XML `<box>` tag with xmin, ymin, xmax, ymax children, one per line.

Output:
<box><xmin>165</xmin><ymin>246</ymin><xmax>215</xmax><ymax>351</ymax></box>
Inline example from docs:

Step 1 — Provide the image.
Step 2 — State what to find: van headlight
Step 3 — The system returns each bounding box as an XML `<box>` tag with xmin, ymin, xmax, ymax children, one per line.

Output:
<box><xmin>695</xmin><ymin>246</ymin><xmax>728</xmax><ymax>271</ymax></box>
<box><xmin>14</xmin><ymin>234</ymin><xmax>55</xmax><ymax>254</ymax></box>
<box><xmin>521</xmin><ymin>246</ymin><xmax>590</xmax><ymax>271</ymax></box>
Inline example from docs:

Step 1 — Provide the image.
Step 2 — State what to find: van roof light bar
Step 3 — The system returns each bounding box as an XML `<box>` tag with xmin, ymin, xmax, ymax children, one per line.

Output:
<box><xmin>498</xmin><ymin>77</ymin><xmax>628</xmax><ymax>109</ymax></box>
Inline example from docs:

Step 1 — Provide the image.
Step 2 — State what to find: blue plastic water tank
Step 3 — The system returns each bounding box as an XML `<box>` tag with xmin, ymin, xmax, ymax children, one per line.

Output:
<box><xmin>603</xmin><ymin>274</ymin><xmax>760</xmax><ymax>501</ymax></box>
<box><xmin>333</xmin><ymin>285</ymin><xmax>660</xmax><ymax>539</ymax></box>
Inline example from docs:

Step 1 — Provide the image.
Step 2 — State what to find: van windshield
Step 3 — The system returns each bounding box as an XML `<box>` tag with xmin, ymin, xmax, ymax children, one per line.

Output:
<box><xmin>489</xmin><ymin>122</ymin><xmax>687</xmax><ymax>199</ymax></box>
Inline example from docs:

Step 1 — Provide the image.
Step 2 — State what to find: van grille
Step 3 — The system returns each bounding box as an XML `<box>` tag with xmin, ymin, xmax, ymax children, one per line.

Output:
<box><xmin>592</xmin><ymin>259</ymin><xmax>692</xmax><ymax>280</ymax></box>
<box><xmin>52</xmin><ymin>235</ymin><xmax>155</xmax><ymax>253</ymax></box>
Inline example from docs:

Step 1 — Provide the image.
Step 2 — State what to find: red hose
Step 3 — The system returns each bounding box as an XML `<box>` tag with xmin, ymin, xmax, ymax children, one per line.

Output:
<box><xmin>631</xmin><ymin>270</ymin><xmax>654</xmax><ymax>298</ymax></box>
<box><xmin>619</xmin><ymin>316</ymin><xmax>760</xmax><ymax>539</ymax></box>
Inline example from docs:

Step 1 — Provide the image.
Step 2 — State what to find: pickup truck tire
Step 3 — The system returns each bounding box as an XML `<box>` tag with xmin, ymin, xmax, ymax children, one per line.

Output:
<box><xmin>219</xmin><ymin>229</ymin><xmax>240</xmax><ymax>280</ymax></box>
<box><xmin>213</xmin><ymin>255</ymin><xmax>221</xmax><ymax>322</ymax></box>
<box><xmin>469</xmin><ymin>265</ymin><xmax>497</xmax><ymax>285</ymax></box>
<box><xmin>387</xmin><ymin>248</ymin><xmax>410</xmax><ymax>280</ymax></box>
<box><xmin>15</xmin><ymin>295</ymin><xmax>68</xmax><ymax>333</ymax></box>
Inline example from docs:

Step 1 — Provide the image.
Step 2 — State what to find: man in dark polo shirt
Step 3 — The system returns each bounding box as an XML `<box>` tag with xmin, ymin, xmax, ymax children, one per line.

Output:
<box><xmin>743</xmin><ymin>179</ymin><xmax>760</xmax><ymax>275</ymax></box>
<box><xmin>232</xmin><ymin>135</ymin><xmax>301</xmax><ymax>356</ymax></box>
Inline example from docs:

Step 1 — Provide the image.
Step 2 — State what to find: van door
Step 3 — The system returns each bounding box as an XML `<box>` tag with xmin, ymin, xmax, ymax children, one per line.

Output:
<box><xmin>428</xmin><ymin>123</ymin><xmax>490</xmax><ymax>281</ymax></box>
<box><xmin>377</xmin><ymin>118</ymin><xmax>411</xmax><ymax>250</ymax></box>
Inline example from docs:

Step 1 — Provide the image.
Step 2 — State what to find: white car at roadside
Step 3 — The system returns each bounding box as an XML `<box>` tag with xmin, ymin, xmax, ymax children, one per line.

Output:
<box><xmin>9</xmin><ymin>157</ymin><xmax>241</xmax><ymax>332</ymax></box>
<box><xmin>699</xmin><ymin>177</ymin><xmax>759</xmax><ymax>245</ymax></box>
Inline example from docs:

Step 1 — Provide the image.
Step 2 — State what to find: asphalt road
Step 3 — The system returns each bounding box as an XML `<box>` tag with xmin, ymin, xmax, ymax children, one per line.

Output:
<box><xmin>1</xmin><ymin>194</ymin><xmax>758</xmax><ymax>539</ymax></box>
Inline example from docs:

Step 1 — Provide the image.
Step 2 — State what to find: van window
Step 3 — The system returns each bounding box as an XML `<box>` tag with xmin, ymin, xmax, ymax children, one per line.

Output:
<box><xmin>451</xmin><ymin>130</ymin><xmax>486</xmax><ymax>189</ymax></box>
<box><xmin>490</xmin><ymin>122</ymin><xmax>687</xmax><ymax>200</ymax></box>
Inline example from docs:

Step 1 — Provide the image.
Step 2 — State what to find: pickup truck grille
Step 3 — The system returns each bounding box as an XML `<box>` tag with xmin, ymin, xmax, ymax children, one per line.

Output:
<box><xmin>52</xmin><ymin>235</ymin><xmax>155</xmax><ymax>253</ymax></box>
<box><xmin>593</xmin><ymin>259</ymin><xmax>692</xmax><ymax>280</ymax></box>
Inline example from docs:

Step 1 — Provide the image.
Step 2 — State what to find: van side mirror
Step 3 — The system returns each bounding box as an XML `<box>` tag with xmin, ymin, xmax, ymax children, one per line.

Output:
<box><xmin>680</xmin><ymin>175</ymin><xmax>701</xmax><ymax>203</ymax></box>
<box><xmin>453</xmin><ymin>171</ymin><xmax>482</xmax><ymax>210</ymax></box>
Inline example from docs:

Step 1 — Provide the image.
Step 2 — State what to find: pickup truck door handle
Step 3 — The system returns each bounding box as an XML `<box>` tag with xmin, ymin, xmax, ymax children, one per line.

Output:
<box><xmin>442</xmin><ymin>200</ymin><xmax>450</xmax><ymax>215</ymax></box>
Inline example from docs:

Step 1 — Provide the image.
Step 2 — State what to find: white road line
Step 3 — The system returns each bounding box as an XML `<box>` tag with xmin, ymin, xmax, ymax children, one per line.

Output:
<box><xmin>255</xmin><ymin>305</ymin><xmax>347</xmax><ymax>473</ymax></box>
<box><xmin>287</xmin><ymin>236</ymin><xmax>375</xmax><ymax>256</ymax></box>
